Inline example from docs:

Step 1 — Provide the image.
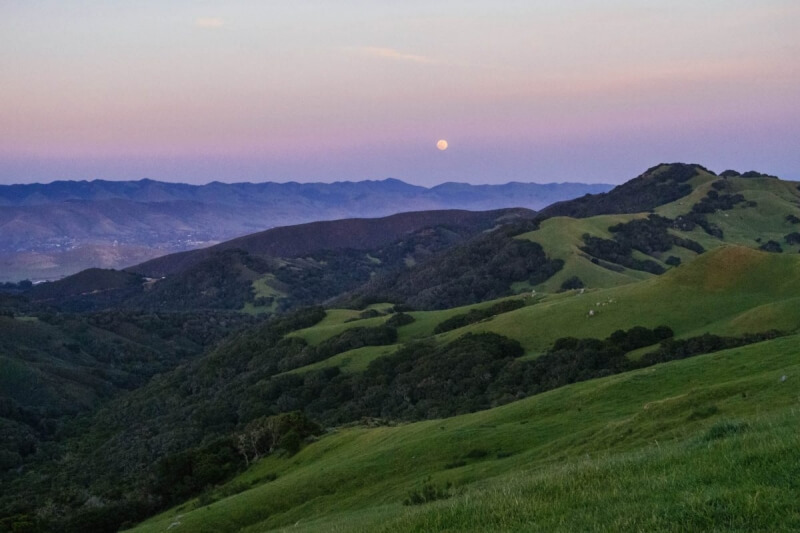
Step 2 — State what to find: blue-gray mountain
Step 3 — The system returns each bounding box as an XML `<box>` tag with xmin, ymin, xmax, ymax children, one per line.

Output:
<box><xmin>0</xmin><ymin>179</ymin><xmax>610</xmax><ymax>281</ymax></box>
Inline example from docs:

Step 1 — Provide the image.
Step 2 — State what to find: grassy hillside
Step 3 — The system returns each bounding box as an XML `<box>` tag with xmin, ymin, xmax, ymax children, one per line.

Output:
<box><xmin>518</xmin><ymin>214</ymin><xmax>654</xmax><ymax>292</ymax></box>
<box><xmin>436</xmin><ymin>246</ymin><xmax>800</xmax><ymax>354</ymax></box>
<box><xmin>130</xmin><ymin>332</ymin><xmax>800</xmax><ymax>532</ymax></box>
<box><xmin>289</xmin><ymin>246</ymin><xmax>800</xmax><ymax>360</ymax></box>
<box><xmin>519</xmin><ymin>172</ymin><xmax>800</xmax><ymax>296</ymax></box>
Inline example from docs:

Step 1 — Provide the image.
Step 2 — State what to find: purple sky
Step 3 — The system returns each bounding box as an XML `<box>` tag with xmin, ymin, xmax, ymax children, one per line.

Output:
<box><xmin>2</xmin><ymin>1</ymin><xmax>799</xmax><ymax>185</ymax></box>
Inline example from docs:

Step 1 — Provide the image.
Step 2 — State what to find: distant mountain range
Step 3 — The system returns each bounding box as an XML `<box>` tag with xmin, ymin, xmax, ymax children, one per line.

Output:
<box><xmin>0</xmin><ymin>178</ymin><xmax>611</xmax><ymax>281</ymax></box>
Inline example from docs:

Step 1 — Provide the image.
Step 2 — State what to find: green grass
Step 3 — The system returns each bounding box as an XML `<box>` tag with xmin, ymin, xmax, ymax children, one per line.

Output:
<box><xmin>281</xmin><ymin>344</ymin><xmax>400</xmax><ymax>375</ymax></box>
<box><xmin>240</xmin><ymin>275</ymin><xmax>288</xmax><ymax>314</ymax></box>
<box><xmin>518</xmin><ymin>215</ymin><xmax>653</xmax><ymax>292</ymax></box>
<box><xmin>289</xmin><ymin>296</ymin><xmax>534</xmax><ymax>347</ymax></box>
<box><xmin>289</xmin><ymin>246</ymin><xmax>800</xmax><ymax>369</ymax></box>
<box><xmin>252</xmin><ymin>274</ymin><xmax>286</xmax><ymax>299</ymax></box>
<box><xmin>130</xmin><ymin>333</ymin><xmax>800</xmax><ymax>533</ymax></box>
<box><xmin>435</xmin><ymin>246</ymin><xmax>800</xmax><ymax>354</ymax></box>
<box><xmin>516</xmin><ymin>175</ymin><xmax>800</xmax><ymax>297</ymax></box>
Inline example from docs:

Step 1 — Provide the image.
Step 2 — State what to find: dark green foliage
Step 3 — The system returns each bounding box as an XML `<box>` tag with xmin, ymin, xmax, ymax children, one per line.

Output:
<box><xmin>703</xmin><ymin>420</ymin><xmax>750</xmax><ymax>441</ymax></box>
<box><xmin>385</xmin><ymin>312</ymin><xmax>415</xmax><ymax>328</ymax></box>
<box><xmin>786</xmin><ymin>214</ymin><xmax>800</xmax><ymax>225</ymax></box>
<box><xmin>784</xmin><ymin>232</ymin><xmax>800</xmax><ymax>245</ymax></box>
<box><xmin>132</xmin><ymin>250</ymin><xmax>273</xmax><ymax>311</ymax></box>
<box><xmin>690</xmin><ymin>190</ymin><xmax>747</xmax><ymax>214</ymax></box>
<box><xmin>720</xmin><ymin>169</ymin><xmax>741</xmax><ymax>177</ymax></box>
<box><xmin>0</xmin><ymin>310</ymin><xmax>257</xmax><ymax>474</ymax></box>
<box><xmin>740</xmin><ymin>171</ymin><xmax>778</xmax><ymax>179</ymax></box>
<box><xmin>559</xmin><ymin>276</ymin><xmax>584</xmax><ymax>291</ymax></box>
<box><xmin>347</xmin><ymin>224</ymin><xmax>563</xmax><ymax>310</ymax></box>
<box><xmin>540</xmin><ymin>163</ymin><xmax>700</xmax><ymax>218</ymax></box>
<box><xmin>279</xmin><ymin>430</ymin><xmax>302</xmax><ymax>455</ymax></box>
<box><xmin>665</xmin><ymin>256</ymin><xmax>681</xmax><ymax>267</ymax></box>
<box><xmin>234</xmin><ymin>412</ymin><xmax>322</xmax><ymax>464</ymax></box>
<box><xmin>638</xmin><ymin>331</ymin><xmax>782</xmax><ymax>366</ymax></box>
<box><xmin>432</xmin><ymin>299</ymin><xmax>525</xmax><ymax>334</ymax></box>
<box><xmin>675</xmin><ymin>189</ymin><xmax>753</xmax><ymax>239</ymax></box>
<box><xmin>580</xmin><ymin>215</ymin><xmax>704</xmax><ymax>274</ymax></box>
<box><xmin>581</xmin><ymin>234</ymin><xmax>665</xmax><ymax>274</ymax></box>
<box><xmin>271</xmin><ymin>249</ymin><xmax>378</xmax><ymax>310</ymax></box>
<box><xmin>152</xmin><ymin>438</ymin><xmax>243</xmax><ymax>506</ymax></box>
<box><xmin>498</xmin><ymin>326</ymin><xmax>674</xmax><ymax>394</ymax></box>
<box><xmin>64</xmin><ymin>500</ymin><xmax>155</xmax><ymax>533</ymax></box>
<box><xmin>403</xmin><ymin>480</ymin><xmax>453</xmax><ymax>506</ymax></box>
<box><xmin>759</xmin><ymin>240</ymin><xmax>783</xmax><ymax>253</ymax></box>
<box><xmin>266</xmin><ymin>216</ymin><xmax>537</xmax><ymax>312</ymax></box>
<box><xmin>279</xmin><ymin>325</ymin><xmax>397</xmax><ymax>372</ymax></box>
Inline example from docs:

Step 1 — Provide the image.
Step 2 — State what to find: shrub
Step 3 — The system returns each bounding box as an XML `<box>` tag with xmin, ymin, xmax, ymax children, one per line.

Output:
<box><xmin>403</xmin><ymin>480</ymin><xmax>452</xmax><ymax>506</ymax></box>
<box><xmin>559</xmin><ymin>276</ymin><xmax>584</xmax><ymax>291</ymax></box>
<box><xmin>759</xmin><ymin>240</ymin><xmax>783</xmax><ymax>253</ymax></box>
<box><xmin>703</xmin><ymin>420</ymin><xmax>749</xmax><ymax>441</ymax></box>
<box><xmin>784</xmin><ymin>232</ymin><xmax>800</xmax><ymax>245</ymax></box>
<box><xmin>385</xmin><ymin>312</ymin><xmax>415</xmax><ymax>328</ymax></box>
<box><xmin>464</xmin><ymin>449</ymin><xmax>489</xmax><ymax>459</ymax></box>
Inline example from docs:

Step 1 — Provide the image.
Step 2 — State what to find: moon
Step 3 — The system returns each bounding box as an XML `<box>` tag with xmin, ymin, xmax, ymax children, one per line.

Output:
<box><xmin>436</xmin><ymin>139</ymin><xmax>448</xmax><ymax>151</ymax></box>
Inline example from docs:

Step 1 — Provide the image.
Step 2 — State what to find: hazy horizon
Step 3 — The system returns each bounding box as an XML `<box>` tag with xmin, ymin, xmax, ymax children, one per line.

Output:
<box><xmin>0</xmin><ymin>173</ymin><xmax>616</xmax><ymax>188</ymax></box>
<box><xmin>2</xmin><ymin>1</ymin><xmax>799</xmax><ymax>185</ymax></box>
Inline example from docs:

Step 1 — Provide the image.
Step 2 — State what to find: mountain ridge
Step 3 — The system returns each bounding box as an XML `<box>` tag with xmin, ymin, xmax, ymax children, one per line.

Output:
<box><xmin>0</xmin><ymin>178</ymin><xmax>611</xmax><ymax>282</ymax></box>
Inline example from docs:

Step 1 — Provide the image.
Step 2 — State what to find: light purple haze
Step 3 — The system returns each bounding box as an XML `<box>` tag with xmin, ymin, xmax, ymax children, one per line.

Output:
<box><xmin>1</xmin><ymin>1</ymin><xmax>798</xmax><ymax>185</ymax></box>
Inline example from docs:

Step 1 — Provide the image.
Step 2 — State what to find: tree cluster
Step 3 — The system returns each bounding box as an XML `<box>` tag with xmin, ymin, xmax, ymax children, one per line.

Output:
<box><xmin>433</xmin><ymin>299</ymin><xmax>525</xmax><ymax>334</ymax></box>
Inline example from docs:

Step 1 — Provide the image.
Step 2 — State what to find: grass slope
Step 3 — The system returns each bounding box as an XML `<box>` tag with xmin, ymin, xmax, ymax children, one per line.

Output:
<box><xmin>441</xmin><ymin>246</ymin><xmax>800</xmax><ymax>354</ymax></box>
<box><xmin>519</xmin><ymin>174</ymin><xmax>800</xmax><ymax>295</ymax></box>
<box><xmin>130</xmin><ymin>333</ymin><xmax>800</xmax><ymax>532</ymax></box>
<box><xmin>518</xmin><ymin>214</ymin><xmax>653</xmax><ymax>292</ymax></box>
<box><xmin>291</xmin><ymin>246</ymin><xmax>800</xmax><ymax>367</ymax></box>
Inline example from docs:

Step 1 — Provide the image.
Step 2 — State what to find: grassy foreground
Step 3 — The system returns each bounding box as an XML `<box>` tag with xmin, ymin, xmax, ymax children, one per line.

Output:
<box><xmin>130</xmin><ymin>333</ymin><xmax>800</xmax><ymax>532</ymax></box>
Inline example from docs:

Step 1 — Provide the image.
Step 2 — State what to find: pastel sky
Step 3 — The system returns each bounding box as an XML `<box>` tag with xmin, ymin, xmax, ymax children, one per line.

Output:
<box><xmin>1</xmin><ymin>1</ymin><xmax>798</xmax><ymax>185</ymax></box>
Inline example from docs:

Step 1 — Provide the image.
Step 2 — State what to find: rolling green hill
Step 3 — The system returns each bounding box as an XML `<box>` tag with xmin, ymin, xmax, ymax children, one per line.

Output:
<box><xmin>289</xmin><ymin>246</ymin><xmax>800</xmax><ymax>359</ymax></box>
<box><xmin>130</xmin><ymin>332</ymin><xmax>800</xmax><ymax>532</ymax></box>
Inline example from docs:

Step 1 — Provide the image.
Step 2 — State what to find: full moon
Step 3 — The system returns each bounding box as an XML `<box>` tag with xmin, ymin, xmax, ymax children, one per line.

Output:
<box><xmin>436</xmin><ymin>139</ymin><xmax>448</xmax><ymax>151</ymax></box>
